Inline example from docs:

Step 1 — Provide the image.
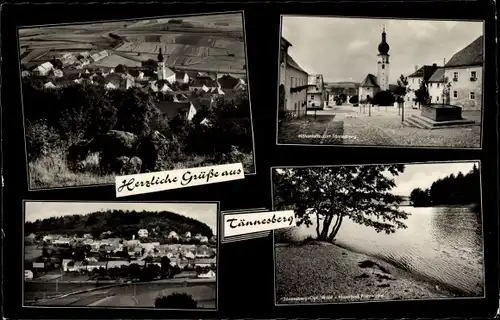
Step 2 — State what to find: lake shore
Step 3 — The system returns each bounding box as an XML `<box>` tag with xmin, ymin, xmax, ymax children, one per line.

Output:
<box><xmin>275</xmin><ymin>241</ymin><xmax>458</xmax><ymax>304</ymax></box>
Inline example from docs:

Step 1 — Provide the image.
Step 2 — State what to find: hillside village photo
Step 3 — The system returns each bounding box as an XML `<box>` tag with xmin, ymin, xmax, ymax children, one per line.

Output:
<box><xmin>24</xmin><ymin>201</ymin><xmax>218</xmax><ymax>309</ymax></box>
<box><xmin>272</xmin><ymin>162</ymin><xmax>484</xmax><ymax>304</ymax></box>
<box><xmin>18</xmin><ymin>12</ymin><xmax>255</xmax><ymax>189</ymax></box>
<box><xmin>277</xmin><ymin>16</ymin><xmax>484</xmax><ymax>148</ymax></box>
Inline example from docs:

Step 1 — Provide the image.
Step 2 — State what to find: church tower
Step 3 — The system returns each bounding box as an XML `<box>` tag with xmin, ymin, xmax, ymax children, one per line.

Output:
<box><xmin>376</xmin><ymin>26</ymin><xmax>390</xmax><ymax>91</ymax></box>
<box><xmin>157</xmin><ymin>47</ymin><xmax>166</xmax><ymax>80</ymax></box>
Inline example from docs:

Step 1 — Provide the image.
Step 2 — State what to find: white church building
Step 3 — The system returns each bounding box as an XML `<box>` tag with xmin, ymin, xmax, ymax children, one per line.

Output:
<box><xmin>358</xmin><ymin>27</ymin><xmax>391</xmax><ymax>102</ymax></box>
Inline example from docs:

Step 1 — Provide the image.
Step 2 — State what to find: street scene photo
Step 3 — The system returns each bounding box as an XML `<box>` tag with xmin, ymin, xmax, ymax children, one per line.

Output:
<box><xmin>272</xmin><ymin>162</ymin><xmax>484</xmax><ymax>304</ymax></box>
<box><xmin>277</xmin><ymin>16</ymin><xmax>484</xmax><ymax>148</ymax></box>
<box><xmin>19</xmin><ymin>12</ymin><xmax>254</xmax><ymax>189</ymax></box>
<box><xmin>24</xmin><ymin>201</ymin><xmax>218</xmax><ymax>309</ymax></box>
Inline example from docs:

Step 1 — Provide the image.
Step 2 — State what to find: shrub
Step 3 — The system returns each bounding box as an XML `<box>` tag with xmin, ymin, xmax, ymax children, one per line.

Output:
<box><xmin>25</xmin><ymin>120</ymin><xmax>62</xmax><ymax>161</ymax></box>
<box><xmin>349</xmin><ymin>95</ymin><xmax>359</xmax><ymax>104</ymax></box>
<box><xmin>372</xmin><ymin>90</ymin><xmax>395</xmax><ymax>106</ymax></box>
<box><xmin>155</xmin><ymin>293</ymin><xmax>197</xmax><ymax>309</ymax></box>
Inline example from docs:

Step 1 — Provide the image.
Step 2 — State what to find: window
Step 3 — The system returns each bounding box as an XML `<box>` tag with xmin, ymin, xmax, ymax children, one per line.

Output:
<box><xmin>471</xmin><ymin>71</ymin><xmax>477</xmax><ymax>78</ymax></box>
<box><xmin>290</xmin><ymin>77</ymin><xmax>293</xmax><ymax>87</ymax></box>
<box><xmin>430</xmin><ymin>83</ymin><xmax>433</xmax><ymax>88</ymax></box>
<box><xmin>453</xmin><ymin>72</ymin><xmax>458</xmax><ymax>81</ymax></box>
<box><xmin>437</xmin><ymin>96</ymin><xmax>439</xmax><ymax>102</ymax></box>
<box><xmin>412</xmin><ymin>78</ymin><xmax>415</xmax><ymax>84</ymax></box>
<box><xmin>382</xmin><ymin>64</ymin><xmax>385</xmax><ymax>69</ymax></box>
<box><xmin>407</xmin><ymin>97</ymin><xmax>410</xmax><ymax>101</ymax></box>
<box><xmin>437</xmin><ymin>83</ymin><xmax>440</xmax><ymax>88</ymax></box>
<box><xmin>453</xmin><ymin>91</ymin><xmax>458</xmax><ymax>98</ymax></box>
<box><xmin>470</xmin><ymin>92</ymin><xmax>475</xmax><ymax>100</ymax></box>
<box><xmin>310</xmin><ymin>95</ymin><xmax>314</xmax><ymax>99</ymax></box>
<box><xmin>294</xmin><ymin>102</ymin><xmax>297</xmax><ymax>111</ymax></box>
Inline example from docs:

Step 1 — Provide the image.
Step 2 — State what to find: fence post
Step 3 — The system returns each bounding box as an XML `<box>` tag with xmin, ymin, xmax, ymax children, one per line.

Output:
<box><xmin>314</xmin><ymin>109</ymin><xmax>317</xmax><ymax>120</ymax></box>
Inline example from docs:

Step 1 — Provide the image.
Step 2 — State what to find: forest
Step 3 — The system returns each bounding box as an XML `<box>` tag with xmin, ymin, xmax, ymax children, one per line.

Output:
<box><xmin>409</xmin><ymin>164</ymin><xmax>481</xmax><ymax>207</ymax></box>
<box><xmin>24</xmin><ymin>209</ymin><xmax>214</xmax><ymax>239</ymax></box>
<box><xmin>22</xmin><ymin>78</ymin><xmax>254</xmax><ymax>188</ymax></box>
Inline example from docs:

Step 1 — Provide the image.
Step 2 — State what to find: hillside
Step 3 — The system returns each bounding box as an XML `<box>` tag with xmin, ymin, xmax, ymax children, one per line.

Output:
<box><xmin>25</xmin><ymin>209</ymin><xmax>214</xmax><ymax>238</ymax></box>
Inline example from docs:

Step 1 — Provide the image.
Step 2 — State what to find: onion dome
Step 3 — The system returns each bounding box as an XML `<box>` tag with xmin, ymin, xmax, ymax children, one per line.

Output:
<box><xmin>378</xmin><ymin>27</ymin><xmax>390</xmax><ymax>55</ymax></box>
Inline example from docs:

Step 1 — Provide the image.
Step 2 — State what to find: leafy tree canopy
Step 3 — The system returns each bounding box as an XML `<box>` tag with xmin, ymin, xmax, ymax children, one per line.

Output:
<box><xmin>273</xmin><ymin>165</ymin><xmax>409</xmax><ymax>243</ymax></box>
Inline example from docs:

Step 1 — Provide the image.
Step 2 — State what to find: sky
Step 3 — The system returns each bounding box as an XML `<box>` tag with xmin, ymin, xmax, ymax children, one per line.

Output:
<box><xmin>281</xmin><ymin>16</ymin><xmax>483</xmax><ymax>84</ymax></box>
<box><xmin>25</xmin><ymin>202</ymin><xmax>218</xmax><ymax>234</ymax></box>
<box><xmin>388</xmin><ymin>161</ymin><xmax>478</xmax><ymax>196</ymax></box>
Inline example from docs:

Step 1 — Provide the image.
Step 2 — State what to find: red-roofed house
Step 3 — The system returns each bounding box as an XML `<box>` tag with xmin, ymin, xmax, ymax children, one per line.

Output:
<box><xmin>444</xmin><ymin>35</ymin><xmax>483</xmax><ymax>111</ymax></box>
<box><xmin>279</xmin><ymin>37</ymin><xmax>309</xmax><ymax>118</ymax></box>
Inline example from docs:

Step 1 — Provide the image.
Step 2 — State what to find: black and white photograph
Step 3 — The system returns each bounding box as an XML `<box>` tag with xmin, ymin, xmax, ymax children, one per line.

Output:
<box><xmin>23</xmin><ymin>201</ymin><xmax>218</xmax><ymax>309</ymax></box>
<box><xmin>19</xmin><ymin>11</ymin><xmax>255</xmax><ymax>190</ymax></box>
<box><xmin>277</xmin><ymin>16</ymin><xmax>484</xmax><ymax>149</ymax></box>
<box><xmin>272</xmin><ymin>162</ymin><xmax>484</xmax><ymax>304</ymax></box>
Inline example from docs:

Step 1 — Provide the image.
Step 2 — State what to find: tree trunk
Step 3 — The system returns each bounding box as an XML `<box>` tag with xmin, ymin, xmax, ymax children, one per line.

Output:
<box><xmin>320</xmin><ymin>214</ymin><xmax>333</xmax><ymax>240</ymax></box>
<box><xmin>328</xmin><ymin>214</ymin><xmax>344</xmax><ymax>242</ymax></box>
<box><xmin>315</xmin><ymin>211</ymin><xmax>321</xmax><ymax>239</ymax></box>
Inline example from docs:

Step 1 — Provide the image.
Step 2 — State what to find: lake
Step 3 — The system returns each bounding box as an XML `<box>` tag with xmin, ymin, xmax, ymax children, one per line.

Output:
<box><xmin>277</xmin><ymin>206</ymin><xmax>484</xmax><ymax>296</ymax></box>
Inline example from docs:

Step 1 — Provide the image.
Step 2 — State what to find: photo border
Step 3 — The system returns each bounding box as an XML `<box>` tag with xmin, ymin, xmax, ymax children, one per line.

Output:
<box><xmin>270</xmin><ymin>160</ymin><xmax>486</xmax><ymax>306</ymax></box>
<box><xmin>21</xmin><ymin>199</ymin><xmax>220</xmax><ymax>312</ymax></box>
<box><xmin>275</xmin><ymin>14</ymin><xmax>486</xmax><ymax>151</ymax></box>
<box><xmin>17</xmin><ymin>10</ymin><xmax>257</xmax><ymax>192</ymax></box>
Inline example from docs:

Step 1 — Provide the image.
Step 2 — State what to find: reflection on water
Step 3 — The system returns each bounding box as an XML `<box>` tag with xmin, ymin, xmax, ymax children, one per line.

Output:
<box><xmin>280</xmin><ymin>206</ymin><xmax>484</xmax><ymax>295</ymax></box>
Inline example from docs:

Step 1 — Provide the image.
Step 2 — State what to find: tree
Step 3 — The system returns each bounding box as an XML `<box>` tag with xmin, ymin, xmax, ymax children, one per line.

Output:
<box><xmin>414</xmin><ymin>80</ymin><xmax>430</xmax><ymax>108</ymax></box>
<box><xmin>409</xmin><ymin>188</ymin><xmax>431</xmax><ymax>207</ymax></box>
<box><xmin>394</xmin><ymin>75</ymin><xmax>409</xmax><ymax>104</ymax></box>
<box><xmin>142</xmin><ymin>59</ymin><xmax>158</xmax><ymax>69</ymax></box>
<box><xmin>372</xmin><ymin>90</ymin><xmax>395</xmax><ymax>106</ymax></box>
<box><xmin>155</xmin><ymin>293</ymin><xmax>198</xmax><ymax>309</ymax></box>
<box><xmin>349</xmin><ymin>95</ymin><xmax>359</xmax><ymax>104</ymax></box>
<box><xmin>160</xmin><ymin>256</ymin><xmax>172</xmax><ymax>277</ymax></box>
<box><xmin>441</xmin><ymin>80</ymin><xmax>452</xmax><ymax>105</ymax></box>
<box><xmin>273</xmin><ymin>165</ymin><xmax>409</xmax><ymax>242</ymax></box>
<box><xmin>115</xmin><ymin>64</ymin><xmax>127</xmax><ymax>74</ymax></box>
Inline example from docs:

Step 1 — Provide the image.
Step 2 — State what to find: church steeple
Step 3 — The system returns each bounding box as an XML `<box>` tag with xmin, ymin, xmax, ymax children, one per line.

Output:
<box><xmin>378</xmin><ymin>26</ymin><xmax>390</xmax><ymax>55</ymax></box>
<box><xmin>157</xmin><ymin>48</ymin><xmax>164</xmax><ymax>63</ymax></box>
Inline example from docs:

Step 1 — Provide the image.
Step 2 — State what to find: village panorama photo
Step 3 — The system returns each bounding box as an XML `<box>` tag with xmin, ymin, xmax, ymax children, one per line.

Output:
<box><xmin>272</xmin><ymin>161</ymin><xmax>484</xmax><ymax>305</ymax></box>
<box><xmin>23</xmin><ymin>201</ymin><xmax>218</xmax><ymax>310</ymax></box>
<box><xmin>18</xmin><ymin>11</ymin><xmax>255</xmax><ymax>190</ymax></box>
<box><xmin>277</xmin><ymin>16</ymin><xmax>484</xmax><ymax>149</ymax></box>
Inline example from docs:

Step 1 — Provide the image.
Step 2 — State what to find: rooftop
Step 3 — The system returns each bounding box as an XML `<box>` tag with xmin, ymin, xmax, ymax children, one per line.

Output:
<box><xmin>445</xmin><ymin>35</ymin><xmax>484</xmax><ymax>67</ymax></box>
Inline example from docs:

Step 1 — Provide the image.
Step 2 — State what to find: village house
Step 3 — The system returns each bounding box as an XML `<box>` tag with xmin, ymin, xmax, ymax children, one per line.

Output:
<box><xmin>175</xmin><ymin>71</ymin><xmax>190</xmax><ymax>84</ymax></box>
<box><xmin>307</xmin><ymin>74</ymin><xmax>325</xmax><ymax>110</ymax></box>
<box><xmin>184</xmin><ymin>231</ymin><xmax>192</xmax><ymax>238</ymax></box>
<box><xmin>279</xmin><ymin>36</ymin><xmax>309</xmax><ymax>118</ymax></box>
<box><xmin>198</xmin><ymin>270</ymin><xmax>216</xmax><ymax>278</ymax></box>
<box><xmin>189</xmin><ymin>76</ymin><xmax>219</xmax><ymax>93</ymax></box>
<box><xmin>404</xmin><ymin>64</ymin><xmax>439</xmax><ymax>108</ymax></box>
<box><xmin>90</xmin><ymin>50</ymin><xmax>109</xmax><ymax>63</ymax></box>
<box><xmin>443</xmin><ymin>35</ymin><xmax>483</xmax><ymax>111</ymax></box>
<box><xmin>138</xmin><ymin>229</ymin><xmax>149</xmax><ymax>238</ymax></box>
<box><xmin>427</xmin><ymin>68</ymin><xmax>447</xmax><ymax>104</ymax></box>
<box><xmin>34</xmin><ymin>62</ymin><xmax>54</xmax><ymax>76</ymax></box>
<box><xmin>24</xmin><ymin>233</ymin><xmax>37</xmax><ymax>244</ymax></box>
<box><xmin>154</xmin><ymin>100</ymin><xmax>198</xmax><ymax>121</ymax></box>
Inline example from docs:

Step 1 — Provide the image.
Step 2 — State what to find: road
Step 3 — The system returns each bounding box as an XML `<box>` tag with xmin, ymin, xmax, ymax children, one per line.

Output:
<box><xmin>26</xmin><ymin>279</ymin><xmax>216</xmax><ymax>308</ymax></box>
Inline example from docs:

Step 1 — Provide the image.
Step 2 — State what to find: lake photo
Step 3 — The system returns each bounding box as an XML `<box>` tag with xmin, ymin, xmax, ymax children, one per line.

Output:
<box><xmin>273</xmin><ymin>162</ymin><xmax>484</xmax><ymax>304</ymax></box>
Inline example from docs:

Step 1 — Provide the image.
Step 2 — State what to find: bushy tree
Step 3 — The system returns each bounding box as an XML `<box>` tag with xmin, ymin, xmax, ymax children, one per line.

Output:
<box><xmin>25</xmin><ymin>119</ymin><xmax>62</xmax><ymax>161</ymax></box>
<box><xmin>394</xmin><ymin>75</ymin><xmax>409</xmax><ymax>104</ymax></box>
<box><xmin>273</xmin><ymin>165</ymin><xmax>409</xmax><ymax>242</ymax></box>
<box><xmin>372</xmin><ymin>90</ymin><xmax>395</xmax><ymax>106</ymax></box>
<box><xmin>414</xmin><ymin>80</ymin><xmax>430</xmax><ymax>108</ymax></box>
<box><xmin>409</xmin><ymin>188</ymin><xmax>431</xmax><ymax>207</ymax></box>
<box><xmin>349</xmin><ymin>95</ymin><xmax>359</xmax><ymax>104</ymax></box>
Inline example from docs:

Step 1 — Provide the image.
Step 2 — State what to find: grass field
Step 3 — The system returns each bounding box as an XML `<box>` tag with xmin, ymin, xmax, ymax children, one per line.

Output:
<box><xmin>28</xmin><ymin>148</ymin><xmax>254</xmax><ymax>189</ymax></box>
<box><xmin>19</xmin><ymin>12</ymin><xmax>246</xmax><ymax>71</ymax></box>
